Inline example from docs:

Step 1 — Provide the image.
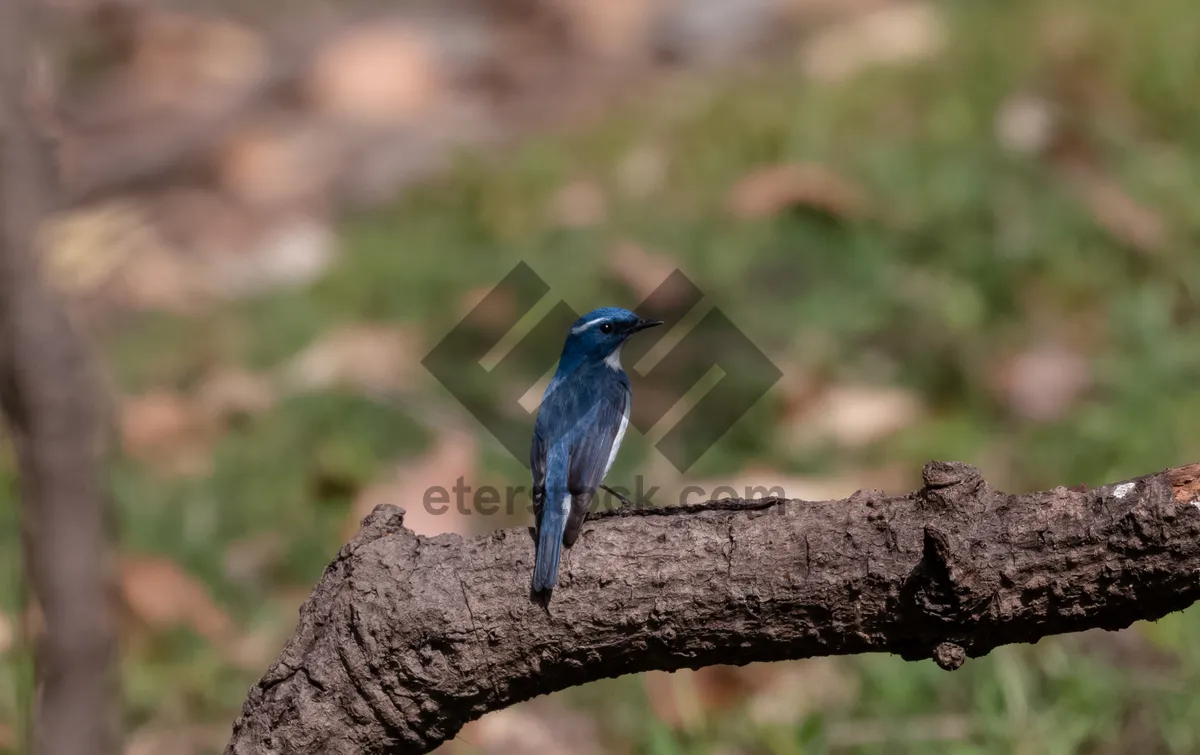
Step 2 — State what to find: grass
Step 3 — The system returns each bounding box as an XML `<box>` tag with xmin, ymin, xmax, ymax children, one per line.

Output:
<box><xmin>6</xmin><ymin>0</ymin><xmax>1200</xmax><ymax>752</ymax></box>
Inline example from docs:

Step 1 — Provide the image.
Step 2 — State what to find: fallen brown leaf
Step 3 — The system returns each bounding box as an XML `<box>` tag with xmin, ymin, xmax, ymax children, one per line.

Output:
<box><xmin>144</xmin><ymin>189</ymin><xmax>338</xmax><ymax>303</ymax></box>
<box><xmin>281</xmin><ymin>323</ymin><xmax>421</xmax><ymax>396</ymax></box>
<box><xmin>548</xmin><ymin>179</ymin><xmax>607</xmax><ymax>229</ymax></box>
<box><xmin>776</xmin><ymin>361</ymin><xmax>825</xmax><ymax>418</ymax></box>
<box><xmin>213</xmin><ymin>587</ymin><xmax>313</xmax><ymax>672</ymax></box>
<box><xmin>223</xmin><ymin>623</ymin><xmax>289</xmax><ymax>672</ymax></box>
<box><xmin>347</xmin><ymin>426</ymin><xmax>479</xmax><ymax>539</ymax></box>
<box><xmin>41</xmin><ymin>201</ymin><xmax>206</xmax><ymax>315</ymax></box>
<box><xmin>644</xmin><ymin>667</ymin><xmax>752</xmax><ymax>729</ymax></box>
<box><xmin>202</xmin><ymin>216</ymin><xmax>338</xmax><ymax>299</ymax></box>
<box><xmin>452</xmin><ymin>700</ymin><xmax>603</xmax><ymax>755</ymax></box>
<box><xmin>196</xmin><ymin>368</ymin><xmax>277</xmax><ymax>422</ymax></box>
<box><xmin>120</xmin><ymin>391</ymin><xmax>217</xmax><ymax>476</ymax></box>
<box><xmin>801</xmin><ymin>2</ymin><xmax>946</xmax><ymax>83</ymax></box>
<box><xmin>308</xmin><ymin>22</ymin><xmax>445</xmax><ymax>126</ymax></box>
<box><xmin>607</xmin><ymin>240</ymin><xmax>681</xmax><ymax>301</ymax></box>
<box><xmin>727</xmin><ymin>162</ymin><xmax>865</xmax><ymax>221</ymax></box>
<box><xmin>746</xmin><ymin>658</ymin><xmax>858</xmax><ymax>725</ymax></box>
<box><xmin>1061</xmin><ymin>162</ymin><xmax>1166</xmax><ymax>254</ymax></box>
<box><xmin>786</xmin><ymin>383</ymin><xmax>924</xmax><ymax>449</ymax></box>
<box><xmin>120</xmin><ymin>554</ymin><xmax>232</xmax><ymax>643</ymax></box>
<box><xmin>115</xmin><ymin>245</ymin><xmax>204</xmax><ymax>314</ymax></box>
<box><xmin>41</xmin><ymin>201</ymin><xmax>153</xmax><ymax>296</ymax></box>
<box><xmin>645</xmin><ymin>658</ymin><xmax>856</xmax><ymax>731</ymax></box>
<box><xmin>991</xmin><ymin>342</ymin><xmax>1092</xmax><ymax>423</ymax></box>
<box><xmin>550</xmin><ymin>0</ymin><xmax>660</xmax><ymax>64</ymax></box>
<box><xmin>216</xmin><ymin>116</ymin><xmax>337</xmax><ymax>210</ymax></box>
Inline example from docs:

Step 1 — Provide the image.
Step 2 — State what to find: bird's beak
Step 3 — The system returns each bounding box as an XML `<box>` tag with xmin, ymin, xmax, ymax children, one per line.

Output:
<box><xmin>631</xmin><ymin>318</ymin><xmax>664</xmax><ymax>333</ymax></box>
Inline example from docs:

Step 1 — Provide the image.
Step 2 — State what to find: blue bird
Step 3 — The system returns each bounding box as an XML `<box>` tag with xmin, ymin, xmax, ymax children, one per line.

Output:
<box><xmin>530</xmin><ymin>307</ymin><xmax>662</xmax><ymax>592</ymax></box>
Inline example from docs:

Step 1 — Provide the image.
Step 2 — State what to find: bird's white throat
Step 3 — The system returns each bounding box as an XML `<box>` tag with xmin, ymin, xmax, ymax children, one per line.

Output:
<box><xmin>604</xmin><ymin>345</ymin><xmax>623</xmax><ymax>371</ymax></box>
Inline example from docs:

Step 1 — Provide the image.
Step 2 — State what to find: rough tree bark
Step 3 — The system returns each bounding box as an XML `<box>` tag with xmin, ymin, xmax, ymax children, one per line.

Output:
<box><xmin>225</xmin><ymin>459</ymin><xmax>1200</xmax><ymax>755</ymax></box>
<box><xmin>0</xmin><ymin>0</ymin><xmax>118</xmax><ymax>753</ymax></box>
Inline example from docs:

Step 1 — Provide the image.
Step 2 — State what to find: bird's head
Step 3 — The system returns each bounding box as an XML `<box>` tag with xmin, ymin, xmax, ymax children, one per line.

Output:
<box><xmin>562</xmin><ymin>307</ymin><xmax>663</xmax><ymax>367</ymax></box>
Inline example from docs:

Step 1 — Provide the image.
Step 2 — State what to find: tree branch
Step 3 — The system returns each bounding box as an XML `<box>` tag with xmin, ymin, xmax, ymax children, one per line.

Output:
<box><xmin>225</xmin><ymin>460</ymin><xmax>1200</xmax><ymax>755</ymax></box>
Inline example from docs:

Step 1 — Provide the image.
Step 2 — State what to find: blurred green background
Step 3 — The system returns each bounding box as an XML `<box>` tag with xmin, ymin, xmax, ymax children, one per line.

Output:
<box><xmin>6</xmin><ymin>0</ymin><xmax>1200</xmax><ymax>752</ymax></box>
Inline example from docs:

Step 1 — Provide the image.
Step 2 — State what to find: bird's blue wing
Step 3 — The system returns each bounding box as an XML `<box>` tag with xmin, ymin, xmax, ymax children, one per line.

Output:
<box><xmin>567</xmin><ymin>383</ymin><xmax>628</xmax><ymax>499</ymax></box>
<box><xmin>531</xmin><ymin>372</ymin><xmax>589</xmax><ymax>521</ymax></box>
<box><xmin>563</xmin><ymin>379</ymin><xmax>629</xmax><ymax>545</ymax></box>
<box><xmin>529</xmin><ymin>417</ymin><xmax>547</xmax><ymax>520</ymax></box>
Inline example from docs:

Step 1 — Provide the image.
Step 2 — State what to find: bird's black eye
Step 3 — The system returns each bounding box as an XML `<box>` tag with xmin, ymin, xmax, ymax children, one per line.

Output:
<box><xmin>599</xmin><ymin>322</ymin><xmax>614</xmax><ymax>334</ymax></box>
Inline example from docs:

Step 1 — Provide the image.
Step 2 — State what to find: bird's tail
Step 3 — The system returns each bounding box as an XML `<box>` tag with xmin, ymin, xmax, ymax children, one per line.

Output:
<box><xmin>533</xmin><ymin>492</ymin><xmax>567</xmax><ymax>592</ymax></box>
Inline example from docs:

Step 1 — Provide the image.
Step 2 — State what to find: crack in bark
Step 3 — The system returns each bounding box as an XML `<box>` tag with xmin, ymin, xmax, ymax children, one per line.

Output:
<box><xmin>725</xmin><ymin>518</ymin><xmax>736</xmax><ymax>579</ymax></box>
<box><xmin>460</xmin><ymin>579</ymin><xmax>500</xmax><ymax>703</ymax></box>
<box><xmin>803</xmin><ymin>533</ymin><xmax>811</xmax><ymax>580</ymax></box>
<box><xmin>225</xmin><ymin>461</ymin><xmax>1200</xmax><ymax>755</ymax></box>
<box><xmin>338</xmin><ymin>603</ymin><xmax>410</xmax><ymax>745</ymax></box>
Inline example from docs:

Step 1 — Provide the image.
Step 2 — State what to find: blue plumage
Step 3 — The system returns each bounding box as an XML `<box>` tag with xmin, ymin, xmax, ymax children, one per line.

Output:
<box><xmin>530</xmin><ymin>307</ymin><xmax>662</xmax><ymax>592</ymax></box>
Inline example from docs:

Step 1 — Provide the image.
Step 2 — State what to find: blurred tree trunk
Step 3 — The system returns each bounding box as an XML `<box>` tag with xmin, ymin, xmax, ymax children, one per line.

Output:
<box><xmin>0</xmin><ymin>0</ymin><xmax>119</xmax><ymax>753</ymax></box>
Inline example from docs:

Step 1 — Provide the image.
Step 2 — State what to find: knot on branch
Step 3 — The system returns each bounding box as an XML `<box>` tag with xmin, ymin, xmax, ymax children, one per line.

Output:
<box><xmin>351</xmin><ymin>504</ymin><xmax>411</xmax><ymax>549</ymax></box>
<box><xmin>904</xmin><ymin>526</ymin><xmax>998</xmax><ymax>626</ymax></box>
<box><xmin>920</xmin><ymin>461</ymin><xmax>986</xmax><ymax>511</ymax></box>
<box><xmin>362</xmin><ymin>502</ymin><xmax>407</xmax><ymax>530</ymax></box>
<box><xmin>933</xmin><ymin>641</ymin><xmax>966</xmax><ymax>671</ymax></box>
<box><xmin>921</xmin><ymin>460</ymin><xmax>983</xmax><ymax>491</ymax></box>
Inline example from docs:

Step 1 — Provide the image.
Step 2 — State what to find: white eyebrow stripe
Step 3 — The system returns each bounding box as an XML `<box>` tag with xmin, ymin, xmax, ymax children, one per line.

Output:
<box><xmin>571</xmin><ymin>317</ymin><xmax>607</xmax><ymax>334</ymax></box>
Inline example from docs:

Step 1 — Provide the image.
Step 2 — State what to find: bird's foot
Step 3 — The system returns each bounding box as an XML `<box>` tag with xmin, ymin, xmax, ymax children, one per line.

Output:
<box><xmin>601</xmin><ymin>484</ymin><xmax>637</xmax><ymax>511</ymax></box>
